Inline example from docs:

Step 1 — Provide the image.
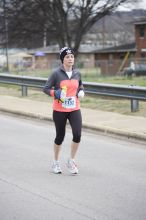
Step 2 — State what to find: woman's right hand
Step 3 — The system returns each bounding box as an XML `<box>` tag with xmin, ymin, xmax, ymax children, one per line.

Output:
<box><xmin>54</xmin><ymin>89</ymin><xmax>61</xmax><ymax>100</ymax></box>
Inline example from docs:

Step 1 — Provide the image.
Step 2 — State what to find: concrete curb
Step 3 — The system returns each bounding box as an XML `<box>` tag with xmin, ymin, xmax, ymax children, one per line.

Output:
<box><xmin>83</xmin><ymin>123</ymin><xmax>146</xmax><ymax>141</ymax></box>
<box><xmin>1</xmin><ymin>107</ymin><xmax>146</xmax><ymax>142</ymax></box>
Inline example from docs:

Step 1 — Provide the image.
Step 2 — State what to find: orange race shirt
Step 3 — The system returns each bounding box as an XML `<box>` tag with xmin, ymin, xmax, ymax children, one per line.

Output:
<box><xmin>43</xmin><ymin>65</ymin><xmax>84</xmax><ymax>112</ymax></box>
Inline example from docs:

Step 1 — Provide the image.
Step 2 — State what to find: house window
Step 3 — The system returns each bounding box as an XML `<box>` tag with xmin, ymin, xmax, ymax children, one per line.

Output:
<box><xmin>141</xmin><ymin>52</ymin><xmax>145</xmax><ymax>58</ymax></box>
<box><xmin>119</xmin><ymin>54</ymin><xmax>124</xmax><ymax>60</ymax></box>
<box><xmin>139</xmin><ymin>25</ymin><xmax>145</xmax><ymax>38</ymax></box>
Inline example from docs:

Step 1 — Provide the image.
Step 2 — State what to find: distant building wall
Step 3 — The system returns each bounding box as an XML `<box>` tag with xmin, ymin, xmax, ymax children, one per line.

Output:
<box><xmin>135</xmin><ymin>22</ymin><xmax>146</xmax><ymax>59</ymax></box>
<box><xmin>95</xmin><ymin>52</ymin><xmax>135</xmax><ymax>75</ymax></box>
<box><xmin>33</xmin><ymin>53</ymin><xmax>95</xmax><ymax>69</ymax></box>
<box><xmin>77</xmin><ymin>53</ymin><xmax>95</xmax><ymax>68</ymax></box>
<box><xmin>34</xmin><ymin>54</ymin><xmax>59</xmax><ymax>69</ymax></box>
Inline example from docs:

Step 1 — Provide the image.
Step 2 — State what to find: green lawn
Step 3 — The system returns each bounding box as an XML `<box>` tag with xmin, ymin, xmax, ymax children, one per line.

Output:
<box><xmin>80</xmin><ymin>68</ymin><xmax>146</xmax><ymax>86</ymax></box>
<box><xmin>82</xmin><ymin>75</ymin><xmax>146</xmax><ymax>87</ymax></box>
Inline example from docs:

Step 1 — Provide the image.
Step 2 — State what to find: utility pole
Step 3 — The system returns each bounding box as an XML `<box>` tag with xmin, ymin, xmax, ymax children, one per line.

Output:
<box><xmin>102</xmin><ymin>16</ymin><xmax>105</xmax><ymax>49</ymax></box>
<box><xmin>3</xmin><ymin>0</ymin><xmax>9</xmax><ymax>72</ymax></box>
<box><xmin>43</xmin><ymin>26</ymin><xmax>47</xmax><ymax>48</ymax></box>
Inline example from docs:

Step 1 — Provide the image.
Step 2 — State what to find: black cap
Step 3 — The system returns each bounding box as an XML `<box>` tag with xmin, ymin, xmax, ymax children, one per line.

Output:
<box><xmin>60</xmin><ymin>47</ymin><xmax>74</xmax><ymax>63</ymax></box>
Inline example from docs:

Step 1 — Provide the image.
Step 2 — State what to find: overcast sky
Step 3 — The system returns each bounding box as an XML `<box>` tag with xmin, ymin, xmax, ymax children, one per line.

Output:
<box><xmin>117</xmin><ymin>0</ymin><xmax>146</xmax><ymax>11</ymax></box>
<box><xmin>134</xmin><ymin>0</ymin><xmax>146</xmax><ymax>9</ymax></box>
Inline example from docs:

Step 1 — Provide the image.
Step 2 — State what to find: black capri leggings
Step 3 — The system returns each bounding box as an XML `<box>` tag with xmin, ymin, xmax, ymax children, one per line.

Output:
<box><xmin>53</xmin><ymin>110</ymin><xmax>82</xmax><ymax>145</ymax></box>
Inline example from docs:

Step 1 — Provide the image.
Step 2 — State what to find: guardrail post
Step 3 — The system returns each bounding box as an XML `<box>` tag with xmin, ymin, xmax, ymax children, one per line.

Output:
<box><xmin>131</xmin><ymin>99</ymin><xmax>139</xmax><ymax>112</ymax></box>
<box><xmin>21</xmin><ymin>85</ymin><xmax>27</xmax><ymax>96</ymax></box>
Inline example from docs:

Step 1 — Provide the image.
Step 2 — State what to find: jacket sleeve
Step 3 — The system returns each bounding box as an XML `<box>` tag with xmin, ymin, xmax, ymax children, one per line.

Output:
<box><xmin>43</xmin><ymin>72</ymin><xmax>56</xmax><ymax>97</ymax></box>
<box><xmin>78</xmin><ymin>72</ymin><xmax>84</xmax><ymax>91</ymax></box>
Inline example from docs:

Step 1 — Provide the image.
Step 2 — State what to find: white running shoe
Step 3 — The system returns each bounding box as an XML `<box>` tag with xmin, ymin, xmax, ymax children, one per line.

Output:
<box><xmin>66</xmin><ymin>159</ymin><xmax>78</xmax><ymax>174</ymax></box>
<box><xmin>52</xmin><ymin>161</ymin><xmax>62</xmax><ymax>174</ymax></box>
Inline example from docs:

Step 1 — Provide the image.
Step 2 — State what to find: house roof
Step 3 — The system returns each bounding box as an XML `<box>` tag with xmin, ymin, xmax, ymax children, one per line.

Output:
<box><xmin>28</xmin><ymin>41</ymin><xmax>137</xmax><ymax>55</ymax></box>
<box><xmin>28</xmin><ymin>45</ymin><xmax>59</xmax><ymax>54</ymax></box>
<box><xmin>28</xmin><ymin>44</ymin><xmax>101</xmax><ymax>54</ymax></box>
<box><xmin>92</xmin><ymin>42</ymin><xmax>136</xmax><ymax>53</ymax></box>
<box><xmin>134</xmin><ymin>18</ymin><xmax>146</xmax><ymax>25</ymax></box>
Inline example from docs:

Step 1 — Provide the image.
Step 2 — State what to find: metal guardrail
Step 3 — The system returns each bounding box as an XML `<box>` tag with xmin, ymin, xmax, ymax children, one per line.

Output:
<box><xmin>0</xmin><ymin>73</ymin><xmax>146</xmax><ymax>112</ymax></box>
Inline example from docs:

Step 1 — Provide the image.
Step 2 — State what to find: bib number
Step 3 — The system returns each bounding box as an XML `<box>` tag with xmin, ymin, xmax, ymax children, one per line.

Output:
<box><xmin>62</xmin><ymin>97</ymin><xmax>76</xmax><ymax>109</ymax></box>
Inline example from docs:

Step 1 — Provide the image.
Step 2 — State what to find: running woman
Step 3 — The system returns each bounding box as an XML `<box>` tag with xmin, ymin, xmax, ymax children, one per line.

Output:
<box><xmin>43</xmin><ymin>47</ymin><xmax>85</xmax><ymax>174</ymax></box>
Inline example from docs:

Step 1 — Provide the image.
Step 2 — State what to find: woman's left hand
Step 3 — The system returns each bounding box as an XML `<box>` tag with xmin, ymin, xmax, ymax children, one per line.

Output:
<box><xmin>77</xmin><ymin>90</ymin><xmax>85</xmax><ymax>98</ymax></box>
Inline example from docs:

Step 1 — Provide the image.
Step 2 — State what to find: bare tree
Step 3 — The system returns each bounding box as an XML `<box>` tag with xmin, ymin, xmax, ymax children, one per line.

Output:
<box><xmin>0</xmin><ymin>0</ymin><xmax>139</xmax><ymax>53</ymax></box>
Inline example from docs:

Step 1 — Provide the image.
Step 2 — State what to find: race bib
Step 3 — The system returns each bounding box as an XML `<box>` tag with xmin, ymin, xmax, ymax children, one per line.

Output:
<box><xmin>62</xmin><ymin>97</ymin><xmax>76</xmax><ymax>109</ymax></box>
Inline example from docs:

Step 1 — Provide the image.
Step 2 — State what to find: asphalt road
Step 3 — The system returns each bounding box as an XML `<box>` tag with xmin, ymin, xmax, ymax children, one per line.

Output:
<box><xmin>0</xmin><ymin>114</ymin><xmax>146</xmax><ymax>220</ymax></box>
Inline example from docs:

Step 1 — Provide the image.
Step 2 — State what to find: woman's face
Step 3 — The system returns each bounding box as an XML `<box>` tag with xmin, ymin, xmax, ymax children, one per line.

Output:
<box><xmin>63</xmin><ymin>54</ymin><xmax>74</xmax><ymax>67</ymax></box>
